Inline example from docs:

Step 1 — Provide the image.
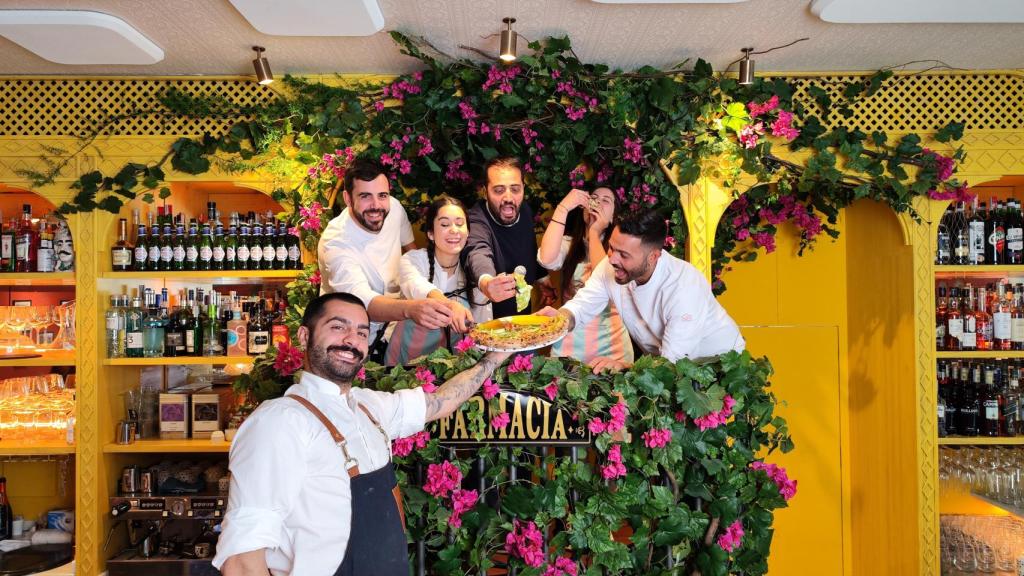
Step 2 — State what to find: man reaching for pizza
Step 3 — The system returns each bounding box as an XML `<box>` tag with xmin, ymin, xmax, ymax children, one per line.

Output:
<box><xmin>537</xmin><ymin>208</ymin><xmax>744</xmax><ymax>373</ymax></box>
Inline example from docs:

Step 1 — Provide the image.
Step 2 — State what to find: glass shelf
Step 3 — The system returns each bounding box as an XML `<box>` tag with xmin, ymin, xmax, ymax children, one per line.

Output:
<box><xmin>0</xmin><ymin>350</ymin><xmax>75</xmax><ymax>366</ymax></box>
<box><xmin>0</xmin><ymin>440</ymin><xmax>75</xmax><ymax>456</ymax></box>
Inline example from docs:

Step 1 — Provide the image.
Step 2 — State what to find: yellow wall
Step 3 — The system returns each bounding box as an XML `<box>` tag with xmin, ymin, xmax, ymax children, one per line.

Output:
<box><xmin>718</xmin><ymin>218</ymin><xmax>851</xmax><ymax>575</ymax></box>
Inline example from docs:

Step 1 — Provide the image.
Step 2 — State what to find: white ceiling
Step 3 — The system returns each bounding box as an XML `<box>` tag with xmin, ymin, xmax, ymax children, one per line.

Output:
<box><xmin>0</xmin><ymin>0</ymin><xmax>1021</xmax><ymax>76</ymax></box>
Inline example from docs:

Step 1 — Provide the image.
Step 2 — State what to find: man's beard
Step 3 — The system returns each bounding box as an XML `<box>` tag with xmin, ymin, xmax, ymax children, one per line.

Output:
<box><xmin>307</xmin><ymin>343</ymin><xmax>366</xmax><ymax>383</ymax></box>
<box><xmin>488</xmin><ymin>199</ymin><xmax>520</xmax><ymax>225</ymax></box>
<box><xmin>353</xmin><ymin>207</ymin><xmax>388</xmax><ymax>232</ymax></box>
<box><xmin>612</xmin><ymin>258</ymin><xmax>651</xmax><ymax>285</ymax></box>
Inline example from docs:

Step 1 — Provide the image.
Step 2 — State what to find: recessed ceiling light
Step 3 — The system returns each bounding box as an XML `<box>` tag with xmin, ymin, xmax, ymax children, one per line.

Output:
<box><xmin>228</xmin><ymin>0</ymin><xmax>384</xmax><ymax>36</ymax></box>
<box><xmin>0</xmin><ymin>10</ymin><xmax>163</xmax><ymax>65</ymax></box>
<box><xmin>812</xmin><ymin>0</ymin><xmax>1024</xmax><ymax>23</ymax></box>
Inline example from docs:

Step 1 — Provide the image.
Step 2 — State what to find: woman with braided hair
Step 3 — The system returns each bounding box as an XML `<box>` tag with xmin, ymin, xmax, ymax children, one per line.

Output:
<box><xmin>385</xmin><ymin>196</ymin><xmax>486</xmax><ymax>365</ymax></box>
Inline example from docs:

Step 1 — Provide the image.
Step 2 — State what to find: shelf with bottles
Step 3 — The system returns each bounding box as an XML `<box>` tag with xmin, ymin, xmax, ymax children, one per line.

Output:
<box><xmin>100</xmin><ymin>270</ymin><xmax>299</xmax><ymax>282</ymax></box>
<box><xmin>0</xmin><ymin>187</ymin><xmax>77</xmax><ymax>275</ymax></box>
<box><xmin>103</xmin><ymin>438</ymin><xmax>231</xmax><ymax>454</ymax></box>
<box><xmin>107</xmin><ymin>183</ymin><xmax>302</xmax><ymax>276</ymax></box>
<box><xmin>934</xmin><ymin>193</ymin><xmax>1024</xmax><ymax>269</ymax></box>
<box><xmin>103</xmin><ymin>283</ymin><xmax>288</xmax><ymax>362</ymax></box>
<box><xmin>936</xmin><ymin>358</ymin><xmax>1024</xmax><ymax>440</ymax></box>
<box><xmin>934</xmin><ymin>276</ymin><xmax>1024</xmax><ymax>354</ymax></box>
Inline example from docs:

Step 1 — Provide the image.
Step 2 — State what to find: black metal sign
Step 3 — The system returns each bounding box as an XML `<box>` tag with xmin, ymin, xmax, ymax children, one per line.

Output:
<box><xmin>433</xmin><ymin>390</ymin><xmax>590</xmax><ymax>446</ymax></box>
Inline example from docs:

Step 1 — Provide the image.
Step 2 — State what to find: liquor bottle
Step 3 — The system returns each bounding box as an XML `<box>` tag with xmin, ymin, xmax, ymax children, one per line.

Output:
<box><xmin>0</xmin><ymin>212</ymin><xmax>11</xmax><ymax>272</ymax></box>
<box><xmin>36</xmin><ymin>216</ymin><xmax>55</xmax><ymax>272</ymax></box>
<box><xmin>937</xmin><ymin>361</ymin><xmax>948</xmax><ymax>437</ymax></box>
<box><xmin>203</xmin><ymin>292</ymin><xmax>224</xmax><ymax>356</ymax></box>
<box><xmin>272</xmin><ymin>297</ymin><xmax>290</xmax><ymax>346</ymax></box>
<box><xmin>1004</xmin><ymin>364</ymin><xmax>1021</xmax><ymax>436</ymax></box>
<box><xmin>936</xmin><ymin>284</ymin><xmax>948</xmax><ymax>351</ymax></box>
<box><xmin>0</xmin><ymin>477</ymin><xmax>12</xmax><ymax>540</ymax></box>
<box><xmin>147</xmin><ymin>212</ymin><xmax>161</xmax><ymax>271</ymax></box>
<box><xmin>249</xmin><ymin>216</ymin><xmax>264</xmax><ymax>270</ymax></box>
<box><xmin>159</xmin><ymin>211</ymin><xmax>173</xmax><ymax>272</ymax></box>
<box><xmin>987</xmin><ymin>200</ymin><xmax>1007</xmax><ymax>264</ymax></box>
<box><xmin>976</xmin><ymin>286</ymin><xmax>993</xmax><ymax>350</ymax></box>
<box><xmin>1013</xmin><ymin>290</ymin><xmax>1024</xmax><ymax>351</ymax></box>
<box><xmin>163</xmin><ymin>296</ymin><xmax>185</xmax><ymax>357</ymax></box>
<box><xmin>171</xmin><ymin>222</ymin><xmax>186</xmax><ymax>271</ymax></box>
<box><xmin>111</xmin><ymin>218</ymin><xmax>133</xmax><ymax>272</ymax></box>
<box><xmin>211</xmin><ymin>220</ymin><xmax>225</xmax><ymax>271</ymax></box>
<box><xmin>181</xmin><ymin>289</ymin><xmax>199</xmax><ymax>355</ymax></box>
<box><xmin>14</xmin><ymin>204</ymin><xmax>38</xmax><ymax>272</ymax></box>
<box><xmin>185</xmin><ymin>219</ymin><xmax>199</xmax><ymax>271</ymax></box>
<box><xmin>968</xmin><ymin>200</ymin><xmax>987</xmax><ymax>265</ymax></box>
<box><xmin>952</xmin><ymin>202</ymin><xmax>970</xmax><ymax>265</ymax></box>
<box><xmin>274</xmin><ymin>220</ymin><xmax>288</xmax><ymax>270</ymax></box>
<box><xmin>981</xmin><ymin>364</ymin><xmax>1001</xmax><ymax>436</ymax></box>
<box><xmin>227</xmin><ymin>306</ymin><xmax>247</xmax><ymax>356</ymax></box>
<box><xmin>236</xmin><ymin>220</ymin><xmax>251</xmax><ymax>270</ymax></box>
<box><xmin>125</xmin><ymin>296</ymin><xmax>144</xmax><ymax>358</ymax></box>
<box><xmin>106</xmin><ymin>295</ymin><xmax>124</xmax><ymax>358</ymax></box>
<box><xmin>1007</xmin><ymin>199</ymin><xmax>1024</xmax><ymax>264</ymax></box>
<box><xmin>936</xmin><ymin>205</ymin><xmax>952</xmax><ymax>265</ymax></box>
<box><xmin>994</xmin><ymin>283</ymin><xmax>1014</xmax><ymax>351</ymax></box>
<box><xmin>224</xmin><ymin>215</ymin><xmax>238</xmax><ymax>271</ymax></box>
<box><xmin>133</xmin><ymin>211</ymin><xmax>149</xmax><ymax>272</ymax></box>
<box><xmin>247</xmin><ymin>299</ymin><xmax>270</xmax><ymax>355</ymax></box>
<box><xmin>946</xmin><ymin>287</ymin><xmax>963</xmax><ymax>351</ymax></box>
<box><xmin>220</xmin><ymin>292</ymin><xmax>235</xmax><ymax>351</ymax></box>
<box><xmin>199</xmin><ymin>222</ymin><xmax>213</xmax><ymax>271</ymax></box>
<box><xmin>962</xmin><ymin>285</ymin><xmax>978</xmax><ymax>351</ymax></box>
<box><xmin>263</xmin><ymin>215</ymin><xmax>277</xmax><ymax>270</ymax></box>
<box><xmin>142</xmin><ymin>291</ymin><xmax>165</xmax><ymax>358</ymax></box>
<box><xmin>962</xmin><ymin>364</ymin><xmax>981</xmax><ymax>436</ymax></box>
<box><xmin>952</xmin><ymin>363</ymin><xmax>968</xmax><ymax>435</ymax></box>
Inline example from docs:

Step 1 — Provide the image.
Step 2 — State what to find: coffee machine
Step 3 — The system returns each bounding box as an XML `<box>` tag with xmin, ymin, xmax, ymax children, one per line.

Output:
<box><xmin>106</xmin><ymin>461</ymin><xmax>227</xmax><ymax>576</ymax></box>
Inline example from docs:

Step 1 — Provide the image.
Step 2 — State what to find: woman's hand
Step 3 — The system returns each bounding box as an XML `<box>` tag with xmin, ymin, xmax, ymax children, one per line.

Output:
<box><xmin>588</xmin><ymin>202</ymin><xmax>611</xmax><ymax>236</ymax></box>
<box><xmin>446</xmin><ymin>300</ymin><xmax>475</xmax><ymax>333</ymax></box>
<box><xmin>556</xmin><ymin>189</ymin><xmax>590</xmax><ymax>218</ymax></box>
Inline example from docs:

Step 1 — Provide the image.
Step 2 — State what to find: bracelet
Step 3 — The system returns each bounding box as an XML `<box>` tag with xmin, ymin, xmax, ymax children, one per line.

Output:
<box><xmin>550</xmin><ymin>219</ymin><xmax>566</xmax><ymax>226</ymax></box>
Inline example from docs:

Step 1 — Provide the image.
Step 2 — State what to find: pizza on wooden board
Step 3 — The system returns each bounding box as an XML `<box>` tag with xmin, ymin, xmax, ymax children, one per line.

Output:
<box><xmin>470</xmin><ymin>314</ymin><xmax>568</xmax><ymax>351</ymax></box>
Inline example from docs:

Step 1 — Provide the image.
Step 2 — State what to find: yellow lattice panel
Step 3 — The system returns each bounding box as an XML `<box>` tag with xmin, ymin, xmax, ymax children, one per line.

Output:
<box><xmin>0</xmin><ymin>78</ymin><xmax>277</xmax><ymax>137</ymax></box>
<box><xmin>774</xmin><ymin>72</ymin><xmax>1024</xmax><ymax>133</ymax></box>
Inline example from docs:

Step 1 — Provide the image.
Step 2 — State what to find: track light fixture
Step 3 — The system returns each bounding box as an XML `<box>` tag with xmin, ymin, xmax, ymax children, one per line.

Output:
<box><xmin>252</xmin><ymin>45</ymin><xmax>273</xmax><ymax>85</ymax></box>
<box><xmin>738</xmin><ymin>47</ymin><xmax>755</xmax><ymax>86</ymax></box>
<box><xmin>499</xmin><ymin>17</ymin><xmax>517</xmax><ymax>62</ymax></box>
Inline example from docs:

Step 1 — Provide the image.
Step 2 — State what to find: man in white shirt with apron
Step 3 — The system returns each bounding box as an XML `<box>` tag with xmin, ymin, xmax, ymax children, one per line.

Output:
<box><xmin>539</xmin><ymin>208</ymin><xmax>745</xmax><ymax>372</ymax></box>
<box><xmin>214</xmin><ymin>292</ymin><xmax>509</xmax><ymax>575</ymax></box>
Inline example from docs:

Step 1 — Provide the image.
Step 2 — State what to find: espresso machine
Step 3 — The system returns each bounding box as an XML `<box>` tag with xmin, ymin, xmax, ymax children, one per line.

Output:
<box><xmin>106</xmin><ymin>461</ymin><xmax>227</xmax><ymax>576</ymax></box>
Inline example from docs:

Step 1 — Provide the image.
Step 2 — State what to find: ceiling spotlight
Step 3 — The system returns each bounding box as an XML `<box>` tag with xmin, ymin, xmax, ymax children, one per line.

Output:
<box><xmin>252</xmin><ymin>45</ymin><xmax>273</xmax><ymax>85</ymax></box>
<box><xmin>499</xmin><ymin>17</ymin><xmax>518</xmax><ymax>62</ymax></box>
<box><xmin>738</xmin><ymin>47</ymin><xmax>755</xmax><ymax>85</ymax></box>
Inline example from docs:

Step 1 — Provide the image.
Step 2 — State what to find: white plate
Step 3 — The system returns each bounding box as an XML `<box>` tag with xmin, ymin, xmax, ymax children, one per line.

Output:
<box><xmin>472</xmin><ymin>316</ymin><xmax>568</xmax><ymax>353</ymax></box>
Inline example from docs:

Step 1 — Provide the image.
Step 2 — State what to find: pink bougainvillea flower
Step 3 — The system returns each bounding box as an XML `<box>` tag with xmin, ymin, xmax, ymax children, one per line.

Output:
<box><xmin>717</xmin><ymin>519</ymin><xmax>744</xmax><ymax>552</ymax></box>
<box><xmin>448</xmin><ymin>488</ymin><xmax>479</xmax><ymax>528</ymax></box>
<box><xmin>308</xmin><ymin>270</ymin><xmax>322</xmax><ymax>286</ymax></box>
<box><xmin>544</xmin><ymin>381</ymin><xmax>559</xmax><ymax>401</ymax></box>
<box><xmin>693</xmin><ymin>394</ymin><xmax>736</xmax><ymax>431</ymax></box>
<box><xmin>601</xmin><ymin>444</ymin><xmax>627</xmax><ymax>479</ymax></box>
<box><xmin>505</xmin><ymin>519</ymin><xmax>545</xmax><ymax>568</ymax></box>
<box><xmin>415</xmin><ymin>365</ymin><xmax>437</xmax><ymax>393</ymax></box>
<box><xmin>454</xmin><ymin>336</ymin><xmax>475</xmax><ymax>354</ymax></box>
<box><xmin>392</xmin><ymin>430</ymin><xmax>430</xmax><ymax>457</ymax></box>
<box><xmin>507</xmin><ymin>353</ymin><xmax>533</xmax><ymax>374</ymax></box>
<box><xmin>750</xmin><ymin>461</ymin><xmax>798</xmax><ymax>502</ymax></box>
<box><xmin>607</xmin><ymin>400</ymin><xmax>628</xmax><ymax>433</ymax></box>
<box><xmin>356</xmin><ymin>366</ymin><xmax>366</xmax><ymax>381</ymax></box>
<box><xmin>588</xmin><ymin>418</ymin><xmax>607</xmax><ymax>435</ymax></box>
<box><xmin>273</xmin><ymin>341</ymin><xmax>304</xmax><ymax>376</ymax></box>
<box><xmin>642</xmin><ymin>427</ymin><xmax>672</xmax><ymax>448</ymax></box>
<box><xmin>482</xmin><ymin>378</ymin><xmax>500</xmax><ymax>400</ymax></box>
<box><xmin>747</xmin><ymin>95</ymin><xmax>779</xmax><ymax>118</ymax></box>
<box><xmin>491</xmin><ymin>412</ymin><xmax>510</xmax><ymax>430</ymax></box>
<box><xmin>542</xmin><ymin>556</ymin><xmax>578</xmax><ymax>576</ymax></box>
<box><xmin>424</xmin><ymin>460</ymin><xmax>462</xmax><ymax>498</ymax></box>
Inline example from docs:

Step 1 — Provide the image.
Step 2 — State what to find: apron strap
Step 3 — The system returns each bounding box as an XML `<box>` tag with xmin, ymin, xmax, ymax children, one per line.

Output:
<box><xmin>288</xmin><ymin>395</ymin><xmax>360</xmax><ymax>478</ymax></box>
<box><xmin>288</xmin><ymin>395</ymin><xmax>408</xmax><ymax>531</ymax></box>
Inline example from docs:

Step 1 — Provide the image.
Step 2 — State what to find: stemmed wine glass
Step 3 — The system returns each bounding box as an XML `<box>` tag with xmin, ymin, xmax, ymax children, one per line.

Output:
<box><xmin>29</xmin><ymin>306</ymin><xmax>53</xmax><ymax>349</ymax></box>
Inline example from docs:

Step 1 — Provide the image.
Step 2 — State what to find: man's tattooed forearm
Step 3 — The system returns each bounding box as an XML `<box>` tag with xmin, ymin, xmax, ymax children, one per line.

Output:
<box><xmin>424</xmin><ymin>354</ymin><xmax>502</xmax><ymax>422</ymax></box>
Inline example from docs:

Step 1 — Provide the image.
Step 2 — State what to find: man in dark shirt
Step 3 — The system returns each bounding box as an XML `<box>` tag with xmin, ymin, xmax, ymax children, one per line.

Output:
<box><xmin>464</xmin><ymin>157</ymin><xmax>545</xmax><ymax>319</ymax></box>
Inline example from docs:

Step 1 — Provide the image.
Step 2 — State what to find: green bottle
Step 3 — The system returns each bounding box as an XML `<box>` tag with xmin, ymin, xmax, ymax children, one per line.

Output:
<box><xmin>212</xmin><ymin>221</ymin><xmax>225</xmax><ymax>271</ymax></box>
<box><xmin>198</xmin><ymin>222</ymin><xmax>213</xmax><ymax>271</ymax></box>
<box><xmin>224</xmin><ymin>219</ymin><xmax>237</xmax><ymax>271</ymax></box>
<box><xmin>171</xmin><ymin>223</ymin><xmax>186</xmax><ymax>271</ymax></box>
<box><xmin>249</xmin><ymin>217</ymin><xmax>264</xmax><ymax>270</ymax></box>
<box><xmin>185</xmin><ymin>220</ymin><xmax>199</xmax><ymax>271</ymax></box>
